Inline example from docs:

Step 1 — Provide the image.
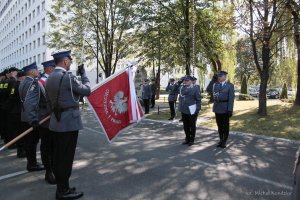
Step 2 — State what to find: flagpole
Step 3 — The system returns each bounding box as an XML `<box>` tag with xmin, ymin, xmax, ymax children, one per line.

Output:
<box><xmin>0</xmin><ymin>116</ymin><xmax>50</xmax><ymax>152</ymax></box>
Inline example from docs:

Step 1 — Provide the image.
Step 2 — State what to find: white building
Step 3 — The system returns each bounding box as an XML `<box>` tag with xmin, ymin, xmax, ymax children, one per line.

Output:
<box><xmin>0</xmin><ymin>0</ymin><xmax>52</xmax><ymax>71</ymax></box>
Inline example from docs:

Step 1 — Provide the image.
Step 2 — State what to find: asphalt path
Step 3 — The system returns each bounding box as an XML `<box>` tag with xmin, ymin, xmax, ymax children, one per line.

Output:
<box><xmin>0</xmin><ymin>109</ymin><xmax>298</xmax><ymax>200</ymax></box>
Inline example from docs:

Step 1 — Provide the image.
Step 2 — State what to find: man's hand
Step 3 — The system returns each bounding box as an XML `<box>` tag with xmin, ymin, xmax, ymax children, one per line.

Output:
<box><xmin>228</xmin><ymin>111</ymin><xmax>233</xmax><ymax>118</ymax></box>
<box><xmin>31</xmin><ymin>121</ymin><xmax>40</xmax><ymax>130</ymax></box>
<box><xmin>77</xmin><ymin>64</ymin><xmax>85</xmax><ymax>76</ymax></box>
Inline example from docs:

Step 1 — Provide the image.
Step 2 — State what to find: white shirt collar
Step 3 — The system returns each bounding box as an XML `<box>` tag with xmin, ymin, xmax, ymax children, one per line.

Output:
<box><xmin>55</xmin><ymin>66</ymin><xmax>67</xmax><ymax>72</ymax></box>
<box><xmin>220</xmin><ymin>81</ymin><xmax>226</xmax><ymax>86</ymax></box>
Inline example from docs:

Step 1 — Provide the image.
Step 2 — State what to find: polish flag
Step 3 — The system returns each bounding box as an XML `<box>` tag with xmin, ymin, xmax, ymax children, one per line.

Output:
<box><xmin>86</xmin><ymin>67</ymin><xmax>144</xmax><ymax>142</ymax></box>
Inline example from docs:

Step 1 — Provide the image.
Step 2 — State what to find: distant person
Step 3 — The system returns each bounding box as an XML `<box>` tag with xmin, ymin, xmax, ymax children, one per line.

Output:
<box><xmin>166</xmin><ymin>78</ymin><xmax>179</xmax><ymax>120</ymax></box>
<box><xmin>142</xmin><ymin>78</ymin><xmax>152</xmax><ymax>114</ymax></box>
<box><xmin>150</xmin><ymin>79</ymin><xmax>157</xmax><ymax>108</ymax></box>
<box><xmin>212</xmin><ymin>71</ymin><xmax>235</xmax><ymax>148</ymax></box>
<box><xmin>179</xmin><ymin>75</ymin><xmax>201</xmax><ymax>146</ymax></box>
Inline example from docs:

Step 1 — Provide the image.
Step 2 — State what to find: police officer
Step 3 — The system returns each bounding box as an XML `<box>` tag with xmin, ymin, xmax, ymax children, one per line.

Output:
<box><xmin>142</xmin><ymin>78</ymin><xmax>152</xmax><ymax>114</ymax></box>
<box><xmin>19</xmin><ymin>63</ymin><xmax>45</xmax><ymax>171</ymax></box>
<box><xmin>23</xmin><ymin>60</ymin><xmax>56</xmax><ymax>184</ymax></box>
<box><xmin>212</xmin><ymin>71</ymin><xmax>235</xmax><ymax>148</ymax></box>
<box><xmin>166</xmin><ymin>78</ymin><xmax>179</xmax><ymax>120</ymax></box>
<box><xmin>150</xmin><ymin>79</ymin><xmax>157</xmax><ymax>108</ymax></box>
<box><xmin>7</xmin><ymin>70</ymin><xmax>27</xmax><ymax>157</ymax></box>
<box><xmin>2</xmin><ymin>67</ymin><xmax>19</xmax><ymax>144</ymax></box>
<box><xmin>292</xmin><ymin>148</ymin><xmax>300</xmax><ymax>200</ymax></box>
<box><xmin>179</xmin><ymin>75</ymin><xmax>201</xmax><ymax>146</ymax></box>
<box><xmin>46</xmin><ymin>50</ymin><xmax>91</xmax><ymax>200</ymax></box>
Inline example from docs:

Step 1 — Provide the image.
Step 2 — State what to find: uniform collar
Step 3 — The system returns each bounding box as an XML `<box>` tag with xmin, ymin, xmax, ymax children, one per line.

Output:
<box><xmin>25</xmin><ymin>76</ymin><xmax>34</xmax><ymax>80</ymax></box>
<box><xmin>55</xmin><ymin>66</ymin><xmax>67</xmax><ymax>72</ymax></box>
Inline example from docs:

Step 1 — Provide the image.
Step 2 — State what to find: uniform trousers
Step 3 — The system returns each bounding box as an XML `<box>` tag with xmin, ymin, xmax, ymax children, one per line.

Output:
<box><xmin>7</xmin><ymin>113</ymin><xmax>25</xmax><ymax>151</ymax></box>
<box><xmin>182</xmin><ymin>113</ymin><xmax>197</xmax><ymax>143</ymax></box>
<box><xmin>168</xmin><ymin>101</ymin><xmax>176</xmax><ymax>118</ymax></box>
<box><xmin>22</xmin><ymin>122</ymin><xmax>40</xmax><ymax>166</ymax></box>
<box><xmin>53</xmin><ymin>131</ymin><xmax>78</xmax><ymax>193</ymax></box>
<box><xmin>143</xmin><ymin>99</ymin><xmax>150</xmax><ymax>114</ymax></box>
<box><xmin>151</xmin><ymin>94</ymin><xmax>156</xmax><ymax>108</ymax></box>
<box><xmin>0</xmin><ymin>109</ymin><xmax>8</xmax><ymax>143</ymax></box>
<box><xmin>215</xmin><ymin>113</ymin><xmax>230</xmax><ymax>143</ymax></box>
<box><xmin>39</xmin><ymin>127</ymin><xmax>54</xmax><ymax>172</ymax></box>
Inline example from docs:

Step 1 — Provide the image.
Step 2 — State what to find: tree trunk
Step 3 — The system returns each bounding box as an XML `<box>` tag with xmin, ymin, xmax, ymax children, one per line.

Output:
<box><xmin>296</xmin><ymin>50</ymin><xmax>300</xmax><ymax>105</ymax></box>
<box><xmin>293</xmin><ymin>12</ymin><xmax>300</xmax><ymax>105</ymax></box>
<box><xmin>184</xmin><ymin>0</ymin><xmax>191</xmax><ymax>75</ymax></box>
<box><xmin>258</xmin><ymin>70</ymin><xmax>268</xmax><ymax>116</ymax></box>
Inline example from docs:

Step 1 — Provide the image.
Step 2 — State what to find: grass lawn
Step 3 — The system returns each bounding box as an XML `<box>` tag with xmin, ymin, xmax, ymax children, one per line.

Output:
<box><xmin>146</xmin><ymin>99</ymin><xmax>300</xmax><ymax>141</ymax></box>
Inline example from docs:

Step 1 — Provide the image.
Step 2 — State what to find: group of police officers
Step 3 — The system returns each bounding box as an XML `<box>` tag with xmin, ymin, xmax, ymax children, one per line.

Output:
<box><xmin>0</xmin><ymin>50</ymin><xmax>90</xmax><ymax>200</ymax></box>
<box><xmin>163</xmin><ymin>71</ymin><xmax>234</xmax><ymax>148</ymax></box>
<box><xmin>1</xmin><ymin>53</ymin><xmax>300</xmax><ymax>199</ymax></box>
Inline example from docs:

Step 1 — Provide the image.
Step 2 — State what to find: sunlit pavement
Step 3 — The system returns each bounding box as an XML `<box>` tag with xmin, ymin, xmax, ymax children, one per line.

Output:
<box><xmin>0</xmin><ymin>109</ymin><xmax>298</xmax><ymax>200</ymax></box>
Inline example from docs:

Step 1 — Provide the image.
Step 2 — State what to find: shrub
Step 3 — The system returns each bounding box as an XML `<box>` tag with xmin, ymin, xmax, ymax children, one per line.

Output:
<box><xmin>237</xmin><ymin>94</ymin><xmax>255</xmax><ymax>101</ymax></box>
<box><xmin>280</xmin><ymin>83</ymin><xmax>288</xmax><ymax>99</ymax></box>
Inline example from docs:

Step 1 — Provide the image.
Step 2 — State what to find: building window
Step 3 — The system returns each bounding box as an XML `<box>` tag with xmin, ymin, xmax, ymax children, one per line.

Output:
<box><xmin>42</xmin><ymin>35</ymin><xmax>46</xmax><ymax>45</ymax></box>
<box><xmin>37</xmin><ymin>38</ymin><xmax>40</xmax><ymax>46</ymax></box>
<box><xmin>42</xmin><ymin>18</ymin><xmax>45</xmax><ymax>27</ymax></box>
<box><xmin>33</xmin><ymin>25</ymin><xmax>35</xmax><ymax>33</ymax></box>
<box><xmin>33</xmin><ymin>10</ymin><xmax>35</xmax><ymax>18</ymax></box>
<box><xmin>33</xmin><ymin>40</ymin><xmax>36</xmax><ymax>48</ymax></box>
<box><xmin>42</xmin><ymin>52</ymin><xmax>46</xmax><ymax>61</ymax></box>
<box><xmin>38</xmin><ymin>54</ymin><xmax>41</xmax><ymax>63</ymax></box>
<box><xmin>37</xmin><ymin>22</ymin><xmax>40</xmax><ymax>31</ymax></box>
<box><xmin>42</xmin><ymin>1</ymin><xmax>45</xmax><ymax>10</ymax></box>
<box><xmin>37</xmin><ymin>6</ymin><xmax>40</xmax><ymax>15</ymax></box>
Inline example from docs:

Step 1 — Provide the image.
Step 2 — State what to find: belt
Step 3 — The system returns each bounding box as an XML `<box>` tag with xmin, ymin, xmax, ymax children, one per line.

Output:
<box><xmin>60</xmin><ymin>106</ymin><xmax>79</xmax><ymax>112</ymax></box>
<box><xmin>215</xmin><ymin>100</ymin><xmax>228</xmax><ymax>103</ymax></box>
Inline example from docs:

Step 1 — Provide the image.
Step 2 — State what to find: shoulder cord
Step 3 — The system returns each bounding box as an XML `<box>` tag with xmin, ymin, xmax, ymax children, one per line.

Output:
<box><xmin>55</xmin><ymin>73</ymin><xmax>66</xmax><ymax>107</ymax></box>
<box><xmin>68</xmin><ymin>73</ymin><xmax>80</xmax><ymax>103</ymax></box>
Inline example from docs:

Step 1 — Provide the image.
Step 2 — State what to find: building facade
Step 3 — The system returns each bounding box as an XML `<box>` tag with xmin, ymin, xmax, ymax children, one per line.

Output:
<box><xmin>0</xmin><ymin>0</ymin><xmax>52</xmax><ymax>71</ymax></box>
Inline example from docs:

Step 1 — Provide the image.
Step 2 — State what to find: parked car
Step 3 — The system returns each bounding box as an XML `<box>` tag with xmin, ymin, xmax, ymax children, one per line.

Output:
<box><xmin>235</xmin><ymin>89</ymin><xmax>241</xmax><ymax>96</ymax></box>
<box><xmin>267</xmin><ymin>88</ymin><xmax>280</xmax><ymax>99</ymax></box>
<box><xmin>248</xmin><ymin>88</ymin><xmax>259</xmax><ymax>97</ymax></box>
<box><xmin>288</xmin><ymin>88</ymin><xmax>296</xmax><ymax>97</ymax></box>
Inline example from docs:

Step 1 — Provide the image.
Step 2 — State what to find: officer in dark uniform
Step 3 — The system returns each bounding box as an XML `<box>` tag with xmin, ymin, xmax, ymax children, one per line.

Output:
<box><xmin>142</xmin><ymin>78</ymin><xmax>152</xmax><ymax>114</ymax></box>
<box><xmin>46</xmin><ymin>50</ymin><xmax>91</xmax><ymax>200</ymax></box>
<box><xmin>2</xmin><ymin>67</ymin><xmax>19</xmax><ymax>144</ymax></box>
<box><xmin>19</xmin><ymin>63</ymin><xmax>45</xmax><ymax>172</ymax></box>
<box><xmin>150</xmin><ymin>79</ymin><xmax>157</xmax><ymax>108</ymax></box>
<box><xmin>212</xmin><ymin>71</ymin><xmax>235</xmax><ymax>148</ymax></box>
<box><xmin>292</xmin><ymin>148</ymin><xmax>300</xmax><ymax>200</ymax></box>
<box><xmin>166</xmin><ymin>78</ymin><xmax>179</xmax><ymax>120</ymax></box>
<box><xmin>7</xmin><ymin>70</ymin><xmax>27</xmax><ymax>157</ymax></box>
<box><xmin>179</xmin><ymin>75</ymin><xmax>201</xmax><ymax>146</ymax></box>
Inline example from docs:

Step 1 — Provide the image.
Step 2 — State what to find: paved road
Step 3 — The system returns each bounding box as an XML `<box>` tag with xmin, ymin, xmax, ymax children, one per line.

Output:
<box><xmin>0</xmin><ymin>110</ymin><xmax>298</xmax><ymax>200</ymax></box>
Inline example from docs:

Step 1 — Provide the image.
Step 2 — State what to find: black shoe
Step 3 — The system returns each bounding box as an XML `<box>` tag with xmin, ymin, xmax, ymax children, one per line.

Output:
<box><xmin>56</xmin><ymin>190</ymin><xmax>84</xmax><ymax>200</ymax></box>
<box><xmin>179</xmin><ymin>119</ymin><xmax>183</xmax><ymax>122</ymax></box>
<box><xmin>216</xmin><ymin>141</ymin><xmax>222</xmax><ymax>148</ymax></box>
<box><xmin>27</xmin><ymin>163</ymin><xmax>45</xmax><ymax>172</ymax></box>
<box><xmin>220</xmin><ymin>143</ymin><xmax>227</xmax><ymax>148</ymax></box>
<box><xmin>168</xmin><ymin>118</ymin><xmax>174</xmax><ymax>120</ymax></box>
<box><xmin>45</xmin><ymin>171</ymin><xmax>56</xmax><ymax>185</ymax></box>
<box><xmin>188</xmin><ymin>142</ymin><xmax>194</xmax><ymax>146</ymax></box>
<box><xmin>182</xmin><ymin>141</ymin><xmax>189</xmax><ymax>145</ymax></box>
<box><xmin>17</xmin><ymin>149</ymin><xmax>26</xmax><ymax>158</ymax></box>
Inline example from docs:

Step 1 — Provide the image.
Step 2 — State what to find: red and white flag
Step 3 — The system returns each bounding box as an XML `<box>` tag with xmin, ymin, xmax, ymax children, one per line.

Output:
<box><xmin>86</xmin><ymin>67</ymin><xmax>144</xmax><ymax>142</ymax></box>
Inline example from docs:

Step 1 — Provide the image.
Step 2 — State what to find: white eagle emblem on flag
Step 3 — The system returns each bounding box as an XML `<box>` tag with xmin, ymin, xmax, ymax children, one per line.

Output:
<box><xmin>110</xmin><ymin>91</ymin><xmax>128</xmax><ymax>115</ymax></box>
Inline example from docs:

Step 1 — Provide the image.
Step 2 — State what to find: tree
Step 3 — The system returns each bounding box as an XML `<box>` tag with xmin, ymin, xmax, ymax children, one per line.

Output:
<box><xmin>48</xmin><ymin>0</ymin><xmax>139</xmax><ymax>77</ymax></box>
<box><xmin>235</xmin><ymin>38</ymin><xmax>256</xmax><ymax>83</ymax></box>
<box><xmin>241</xmin><ymin>76</ymin><xmax>248</xmax><ymax>94</ymax></box>
<box><xmin>285</xmin><ymin>0</ymin><xmax>300</xmax><ymax>105</ymax></box>
<box><xmin>236</xmin><ymin>0</ymin><xmax>288</xmax><ymax>116</ymax></box>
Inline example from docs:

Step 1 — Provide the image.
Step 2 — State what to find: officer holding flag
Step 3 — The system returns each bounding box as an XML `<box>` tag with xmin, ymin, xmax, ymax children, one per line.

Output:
<box><xmin>46</xmin><ymin>50</ymin><xmax>91</xmax><ymax>200</ymax></box>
